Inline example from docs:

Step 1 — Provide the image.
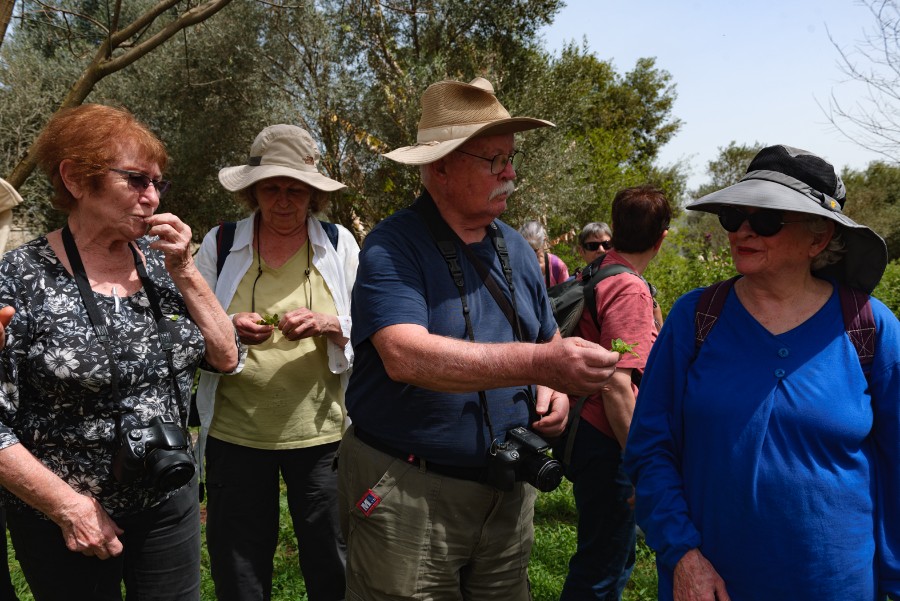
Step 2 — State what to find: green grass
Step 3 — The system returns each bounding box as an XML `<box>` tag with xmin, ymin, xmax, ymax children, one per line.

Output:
<box><xmin>6</xmin><ymin>479</ymin><xmax>659</xmax><ymax>600</ymax></box>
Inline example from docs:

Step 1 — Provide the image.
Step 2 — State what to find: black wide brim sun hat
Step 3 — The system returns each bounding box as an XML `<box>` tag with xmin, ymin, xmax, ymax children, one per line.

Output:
<box><xmin>687</xmin><ymin>144</ymin><xmax>888</xmax><ymax>294</ymax></box>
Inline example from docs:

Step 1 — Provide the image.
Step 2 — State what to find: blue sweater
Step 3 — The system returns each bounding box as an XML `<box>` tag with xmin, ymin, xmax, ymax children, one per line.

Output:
<box><xmin>624</xmin><ymin>284</ymin><xmax>900</xmax><ymax>601</ymax></box>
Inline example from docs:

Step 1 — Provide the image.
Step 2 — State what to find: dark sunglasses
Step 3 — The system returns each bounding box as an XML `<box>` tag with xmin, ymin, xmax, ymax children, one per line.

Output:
<box><xmin>718</xmin><ymin>206</ymin><xmax>811</xmax><ymax>237</ymax></box>
<box><xmin>110</xmin><ymin>168</ymin><xmax>171</xmax><ymax>197</ymax></box>
<box><xmin>582</xmin><ymin>240</ymin><xmax>612</xmax><ymax>252</ymax></box>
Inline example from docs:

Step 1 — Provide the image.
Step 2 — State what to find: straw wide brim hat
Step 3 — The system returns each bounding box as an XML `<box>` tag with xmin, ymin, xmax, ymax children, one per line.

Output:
<box><xmin>384</xmin><ymin>77</ymin><xmax>554</xmax><ymax>165</ymax></box>
<box><xmin>687</xmin><ymin>144</ymin><xmax>888</xmax><ymax>294</ymax></box>
<box><xmin>219</xmin><ymin>124</ymin><xmax>346</xmax><ymax>193</ymax></box>
<box><xmin>0</xmin><ymin>178</ymin><xmax>22</xmax><ymax>214</ymax></box>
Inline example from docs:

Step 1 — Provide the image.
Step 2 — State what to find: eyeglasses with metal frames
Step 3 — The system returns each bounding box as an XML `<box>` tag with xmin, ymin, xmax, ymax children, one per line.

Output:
<box><xmin>454</xmin><ymin>149</ymin><xmax>524</xmax><ymax>175</ymax></box>
<box><xmin>109</xmin><ymin>168</ymin><xmax>172</xmax><ymax>197</ymax></box>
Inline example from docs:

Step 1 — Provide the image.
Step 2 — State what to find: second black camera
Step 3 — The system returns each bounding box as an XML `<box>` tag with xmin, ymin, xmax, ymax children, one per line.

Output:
<box><xmin>112</xmin><ymin>414</ymin><xmax>195</xmax><ymax>492</ymax></box>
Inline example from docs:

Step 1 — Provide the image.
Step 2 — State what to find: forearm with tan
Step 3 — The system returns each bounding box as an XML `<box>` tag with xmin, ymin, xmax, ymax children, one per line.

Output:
<box><xmin>0</xmin><ymin>443</ymin><xmax>123</xmax><ymax>558</ymax></box>
<box><xmin>602</xmin><ymin>368</ymin><xmax>637</xmax><ymax>449</ymax></box>
<box><xmin>372</xmin><ymin>325</ymin><xmax>618</xmax><ymax>397</ymax></box>
<box><xmin>168</xmin><ymin>261</ymin><xmax>240</xmax><ymax>372</ymax></box>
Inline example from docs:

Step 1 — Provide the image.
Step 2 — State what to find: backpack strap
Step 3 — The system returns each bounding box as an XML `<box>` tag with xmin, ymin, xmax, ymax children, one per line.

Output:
<box><xmin>693</xmin><ymin>276</ymin><xmax>876</xmax><ymax>379</ymax></box>
<box><xmin>694</xmin><ymin>276</ymin><xmax>739</xmax><ymax>351</ymax></box>
<box><xmin>216</xmin><ymin>220</ymin><xmax>339</xmax><ymax>278</ymax></box>
<box><xmin>215</xmin><ymin>221</ymin><xmax>237</xmax><ymax>277</ymax></box>
<box><xmin>839</xmin><ymin>285</ymin><xmax>875</xmax><ymax>374</ymax></box>
<box><xmin>582</xmin><ymin>263</ymin><xmax>636</xmax><ymax>333</ymax></box>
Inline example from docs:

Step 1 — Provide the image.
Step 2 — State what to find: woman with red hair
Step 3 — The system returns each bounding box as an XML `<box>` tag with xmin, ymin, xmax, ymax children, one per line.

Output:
<box><xmin>0</xmin><ymin>104</ymin><xmax>242</xmax><ymax>600</ymax></box>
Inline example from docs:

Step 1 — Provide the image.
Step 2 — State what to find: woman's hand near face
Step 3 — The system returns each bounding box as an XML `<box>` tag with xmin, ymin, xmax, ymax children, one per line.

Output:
<box><xmin>279</xmin><ymin>308</ymin><xmax>347</xmax><ymax>347</ymax></box>
<box><xmin>673</xmin><ymin>548</ymin><xmax>730</xmax><ymax>601</ymax></box>
<box><xmin>232</xmin><ymin>312</ymin><xmax>275</xmax><ymax>346</ymax></box>
<box><xmin>145</xmin><ymin>213</ymin><xmax>193</xmax><ymax>274</ymax></box>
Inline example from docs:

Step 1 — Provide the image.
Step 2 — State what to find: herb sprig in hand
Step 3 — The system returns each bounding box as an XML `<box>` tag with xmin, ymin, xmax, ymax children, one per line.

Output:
<box><xmin>256</xmin><ymin>313</ymin><xmax>279</xmax><ymax>326</ymax></box>
<box><xmin>611</xmin><ymin>338</ymin><xmax>640</xmax><ymax>357</ymax></box>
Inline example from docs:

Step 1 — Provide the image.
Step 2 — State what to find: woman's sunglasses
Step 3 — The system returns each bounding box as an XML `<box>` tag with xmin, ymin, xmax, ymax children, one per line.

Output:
<box><xmin>110</xmin><ymin>168</ymin><xmax>172</xmax><ymax>197</ymax></box>
<box><xmin>718</xmin><ymin>206</ymin><xmax>811</xmax><ymax>237</ymax></box>
<box><xmin>583</xmin><ymin>240</ymin><xmax>612</xmax><ymax>251</ymax></box>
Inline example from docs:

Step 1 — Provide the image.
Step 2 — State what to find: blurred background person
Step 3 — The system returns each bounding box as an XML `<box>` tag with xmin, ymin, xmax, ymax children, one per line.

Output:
<box><xmin>624</xmin><ymin>145</ymin><xmax>899</xmax><ymax>601</ymax></box>
<box><xmin>520</xmin><ymin>219</ymin><xmax>569</xmax><ymax>287</ymax></box>
<box><xmin>0</xmin><ymin>103</ymin><xmax>241</xmax><ymax>601</ymax></box>
<box><xmin>560</xmin><ymin>186</ymin><xmax>670</xmax><ymax>601</ymax></box>
<box><xmin>195</xmin><ymin>124</ymin><xmax>359</xmax><ymax>601</ymax></box>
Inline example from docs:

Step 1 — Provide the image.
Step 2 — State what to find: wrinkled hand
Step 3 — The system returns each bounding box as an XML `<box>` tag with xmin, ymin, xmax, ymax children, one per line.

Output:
<box><xmin>674</xmin><ymin>549</ymin><xmax>730</xmax><ymax>601</ymax></box>
<box><xmin>0</xmin><ymin>305</ymin><xmax>14</xmax><ymax>349</ymax></box>
<box><xmin>535</xmin><ymin>337</ymin><xmax>619</xmax><ymax>397</ymax></box>
<box><xmin>55</xmin><ymin>494</ymin><xmax>124</xmax><ymax>560</ymax></box>
<box><xmin>146</xmin><ymin>213</ymin><xmax>194</xmax><ymax>274</ymax></box>
<box><xmin>232</xmin><ymin>312</ymin><xmax>275</xmax><ymax>345</ymax></box>
<box><xmin>278</xmin><ymin>308</ymin><xmax>336</xmax><ymax>341</ymax></box>
<box><xmin>531</xmin><ymin>386</ymin><xmax>569</xmax><ymax>438</ymax></box>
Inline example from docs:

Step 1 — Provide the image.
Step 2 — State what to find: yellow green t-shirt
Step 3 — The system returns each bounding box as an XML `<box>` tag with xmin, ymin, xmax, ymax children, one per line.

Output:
<box><xmin>210</xmin><ymin>243</ymin><xmax>344</xmax><ymax>449</ymax></box>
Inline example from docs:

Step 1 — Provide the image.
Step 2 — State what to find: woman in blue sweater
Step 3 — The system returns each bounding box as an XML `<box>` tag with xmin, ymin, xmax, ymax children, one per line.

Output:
<box><xmin>624</xmin><ymin>145</ymin><xmax>899</xmax><ymax>601</ymax></box>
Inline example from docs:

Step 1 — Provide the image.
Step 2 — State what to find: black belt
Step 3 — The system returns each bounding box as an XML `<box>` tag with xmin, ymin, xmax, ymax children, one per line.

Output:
<box><xmin>353</xmin><ymin>427</ymin><xmax>489</xmax><ymax>484</ymax></box>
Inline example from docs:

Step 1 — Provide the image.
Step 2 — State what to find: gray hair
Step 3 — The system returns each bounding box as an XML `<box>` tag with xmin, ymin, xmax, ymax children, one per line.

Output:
<box><xmin>519</xmin><ymin>220</ymin><xmax>547</xmax><ymax>251</ymax></box>
<box><xmin>809</xmin><ymin>218</ymin><xmax>846</xmax><ymax>271</ymax></box>
<box><xmin>578</xmin><ymin>222</ymin><xmax>612</xmax><ymax>247</ymax></box>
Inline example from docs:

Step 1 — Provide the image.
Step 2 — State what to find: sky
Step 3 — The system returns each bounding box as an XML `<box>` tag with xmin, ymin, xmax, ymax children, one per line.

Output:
<box><xmin>539</xmin><ymin>0</ymin><xmax>889</xmax><ymax>191</ymax></box>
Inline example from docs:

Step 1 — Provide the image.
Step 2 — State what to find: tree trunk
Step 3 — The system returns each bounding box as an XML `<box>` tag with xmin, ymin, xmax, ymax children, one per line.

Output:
<box><xmin>0</xmin><ymin>0</ymin><xmax>15</xmax><ymax>50</ymax></box>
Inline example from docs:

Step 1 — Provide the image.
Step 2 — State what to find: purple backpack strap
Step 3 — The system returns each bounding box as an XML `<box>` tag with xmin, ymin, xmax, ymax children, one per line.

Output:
<box><xmin>694</xmin><ymin>278</ymin><xmax>876</xmax><ymax>379</ymax></box>
<box><xmin>839</xmin><ymin>285</ymin><xmax>875</xmax><ymax>372</ymax></box>
<box><xmin>695</xmin><ymin>276</ymin><xmax>740</xmax><ymax>351</ymax></box>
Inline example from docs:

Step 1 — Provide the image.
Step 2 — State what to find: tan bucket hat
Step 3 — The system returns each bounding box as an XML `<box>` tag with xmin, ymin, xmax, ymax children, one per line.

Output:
<box><xmin>219</xmin><ymin>125</ymin><xmax>346</xmax><ymax>193</ymax></box>
<box><xmin>0</xmin><ymin>178</ymin><xmax>22</xmax><ymax>214</ymax></box>
<box><xmin>383</xmin><ymin>77</ymin><xmax>554</xmax><ymax>165</ymax></box>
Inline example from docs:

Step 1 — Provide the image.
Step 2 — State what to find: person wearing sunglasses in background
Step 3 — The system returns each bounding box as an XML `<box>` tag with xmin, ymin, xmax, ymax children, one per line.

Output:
<box><xmin>0</xmin><ymin>104</ymin><xmax>242</xmax><ymax>600</ymax></box>
<box><xmin>624</xmin><ymin>145</ymin><xmax>900</xmax><ymax>601</ymax></box>
<box><xmin>575</xmin><ymin>222</ymin><xmax>613</xmax><ymax>275</ymax></box>
<box><xmin>194</xmin><ymin>125</ymin><xmax>359</xmax><ymax>601</ymax></box>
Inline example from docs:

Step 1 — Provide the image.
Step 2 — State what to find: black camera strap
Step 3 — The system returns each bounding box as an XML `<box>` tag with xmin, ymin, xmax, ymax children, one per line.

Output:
<box><xmin>61</xmin><ymin>226</ymin><xmax>186</xmax><ymax>436</ymax></box>
<box><xmin>412</xmin><ymin>195</ymin><xmax>536</xmax><ymax>448</ymax></box>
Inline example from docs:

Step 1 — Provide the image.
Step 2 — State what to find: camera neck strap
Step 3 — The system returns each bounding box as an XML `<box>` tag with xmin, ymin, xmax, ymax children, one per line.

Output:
<box><xmin>411</xmin><ymin>194</ymin><xmax>524</xmax><ymax>340</ymax></box>
<box><xmin>412</xmin><ymin>194</ymin><xmax>536</xmax><ymax>446</ymax></box>
<box><xmin>61</xmin><ymin>226</ymin><xmax>186</xmax><ymax>433</ymax></box>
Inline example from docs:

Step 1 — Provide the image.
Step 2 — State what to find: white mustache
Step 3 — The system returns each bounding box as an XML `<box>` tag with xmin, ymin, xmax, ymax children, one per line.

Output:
<box><xmin>489</xmin><ymin>181</ymin><xmax>516</xmax><ymax>200</ymax></box>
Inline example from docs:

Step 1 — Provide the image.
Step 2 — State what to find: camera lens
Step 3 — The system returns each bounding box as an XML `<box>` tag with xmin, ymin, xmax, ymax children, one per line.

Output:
<box><xmin>528</xmin><ymin>455</ymin><xmax>564</xmax><ymax>493</ymax></box>
<box><xmin>148</xmin><ymin>450</ymin><xmax>195</xmax><ymax>492</ymax></box>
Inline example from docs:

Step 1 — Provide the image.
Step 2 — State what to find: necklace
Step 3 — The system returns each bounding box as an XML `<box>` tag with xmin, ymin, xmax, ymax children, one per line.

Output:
<box><xmin>251</xmin><ymin>214</ymin><xmax>312</xmax><ymax>314</ymax></box>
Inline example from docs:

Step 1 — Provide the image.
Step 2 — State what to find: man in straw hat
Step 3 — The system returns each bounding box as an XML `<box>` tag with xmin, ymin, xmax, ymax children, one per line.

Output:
<box><xmin>336</xmin><ymin>77</ymin><xmax>619</xmax><ymax>600</ymax></box>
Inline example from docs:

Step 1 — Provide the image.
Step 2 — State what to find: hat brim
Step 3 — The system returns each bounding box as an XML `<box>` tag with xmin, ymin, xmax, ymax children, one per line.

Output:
<box><xmin>383</xmin><ymin>117</ymin><xmax>554</xmax><ymax>165</ymax></box>
<box><xmin>218</xmin><ymin>165</ymin><xmax>346</xmax><ymax>193</ymax></box>
<box><xmin>688</xmin><ymin>177</ymin><xmax>888</xmax><ymax>294</ymax></box>
<box><xmin>0</xmin><ymin>179</ymin><xmax>22</xmax><ymax>213</ymax></box>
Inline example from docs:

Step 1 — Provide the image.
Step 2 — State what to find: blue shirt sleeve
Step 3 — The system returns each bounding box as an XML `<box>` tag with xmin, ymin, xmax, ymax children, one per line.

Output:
<box><xmin>623</xmin><ymin>289</ymin><xmax>704</xmax><ymax>571</ymax></box>
<box><xmin>870</xmin><ymin>299</ymin><xmax>900</xmax><ymax>598</ymax></box>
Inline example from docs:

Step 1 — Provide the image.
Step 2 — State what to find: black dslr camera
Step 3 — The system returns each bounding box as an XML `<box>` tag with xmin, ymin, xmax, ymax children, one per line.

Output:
<box><xmin>112</xmin><ymin>415</ymin><xmax>195</xmax><ymax>492</ymax></box>
<box><xmin>485</xmin><ymin>427</ymin><xmax>564</xmax><ymax>492</ymax></box>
